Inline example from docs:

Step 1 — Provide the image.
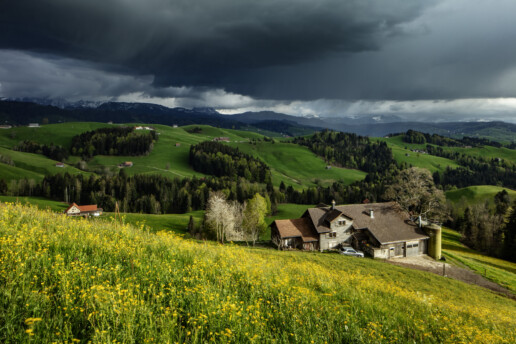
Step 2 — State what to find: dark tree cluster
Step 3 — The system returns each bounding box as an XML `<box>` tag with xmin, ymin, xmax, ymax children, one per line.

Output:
<box><xmin>14</xmin><ymin>140</ymin><xmax>69</xmax><ymax>161</ymax></box>
<box><xmin>189</xmin><ymin>141</ymin><xmax>272</xmax><ymax>183</ymax></box>
<box><xmin>70</xmin><ymin>127</ymin><xmax>158</xmax><ymax>158</ymax></box>
<box><xmin>402</xmin><ymin>130</ymin><xmax>502</xmax><ymax>148</ymax></box>
<box><xmin>436</xmin><ymin>164</ymin><xmax>516</xmax><ymax>190</ymax></box>
<box><xmin>427</xmin><ymin>146</ymin><xmax>516</xmax><ymax>189</ymax></box>
<box><xmin>451</xmin><ymin>190</ymin><xmax>516</xmax><ymax>262</ymax></box>
<box><xmin>294</xmin><ymin>130</ymin><xmax>396</xmax><ymax>173</ymax></box>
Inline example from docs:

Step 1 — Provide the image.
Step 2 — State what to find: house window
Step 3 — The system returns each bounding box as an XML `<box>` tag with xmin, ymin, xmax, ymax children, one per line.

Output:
<box><xmin>338</xmin><ymin>220</ymin><xmax>346</xmax><ymax>226</ymax></box>
<box><xmin>328</xmin><ymin>232</ymin><xmax>337</xmax><ymax>238</ymax></box>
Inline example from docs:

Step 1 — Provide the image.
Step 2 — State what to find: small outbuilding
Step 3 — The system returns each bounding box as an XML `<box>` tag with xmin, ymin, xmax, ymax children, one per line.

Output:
<box><xmin>65</xmin><ymin>203</ymin><xmax>103</xmax><ymax>217</ymax></box>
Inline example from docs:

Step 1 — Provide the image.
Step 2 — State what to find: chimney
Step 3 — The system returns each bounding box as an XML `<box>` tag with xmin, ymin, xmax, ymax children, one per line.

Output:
<box><xmin>418</xmin><ymin>215</ymin><xmax>422</xmax><ymax>227</ymax></box>
<box><xmin>331</xmin><ymin>200</ymin><xmax>336</xmax><ymax>210</ymax></box>
<box><xmin>370</xmin><ymin>209</ymin><xmax>374</xmax><ymax>219</ymax></box>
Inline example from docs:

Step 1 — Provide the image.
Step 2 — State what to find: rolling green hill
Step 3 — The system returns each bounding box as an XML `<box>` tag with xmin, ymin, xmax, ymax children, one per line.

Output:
<box><xmin>228</xmin><ymin>141</ymin><xmax>367</xmax><ymax>188</ymax></box>
<box><xmin>374</xmin><ymin>136</ymin><xmax>461</xmax><ymax>173</ymax></box>
<box><xmin>445</xmin><ymin>185</ymin><xmax>516</xmax><ymax>209</ymax></box>
<box><xmin>0</xmin><ymin>122</ymin><xmax>111</xmax><ymax>149</ymax></box>
<box><xmin>0</xmin><ymin>146</ymin><xmax>89</xmax><ymax>181</ymax></box>
<box><xmin>442</xmin><ymin>227</ymin><xmax>516</xmax><ymax>293</ymax></box>
<box><xmin>378</xmin><ymin>135</ymin><xmax>516</xmax><ymax>166</ymax></box>
<box><xmin>1</xmin><ymin>203</ymin><xmax>514</xmax><ymax>343</ymax></box>
<box><xmin>0</xmin><ymin>123</ymin><xmax>367</xmax><ymax>188</ymax></box>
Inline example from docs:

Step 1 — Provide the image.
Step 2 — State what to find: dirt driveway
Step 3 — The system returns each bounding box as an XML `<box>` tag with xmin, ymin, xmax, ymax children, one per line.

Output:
<box><xmin>386</xmin><ymin>255</ymin><xmax>515</xmax><ymax>300</ymax></box>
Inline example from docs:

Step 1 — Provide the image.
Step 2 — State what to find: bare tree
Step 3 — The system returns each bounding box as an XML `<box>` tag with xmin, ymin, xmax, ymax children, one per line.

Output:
<box><xmin>205</xmin><ymin>192</ymin><xmax>244</xmax><ymax>243</ymax></box>
<box><xmin>226</xmin><ymin>201</ymin><xmax>246</xmax><ymax>242</ymax></box>
<box><xmin>383</xmin><ymin>167</ymin><xmax>446</xmax><ymax>221</ymax></box>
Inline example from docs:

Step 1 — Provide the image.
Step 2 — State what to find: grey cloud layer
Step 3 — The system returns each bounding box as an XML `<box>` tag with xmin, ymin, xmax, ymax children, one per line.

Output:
<box><xmin>2</xmin><ymin>0</ymin><xmax>516</xmax><ymax>122</ymax></box>
<box><xmin>0</xmin><ymin>0</ymin><xmax>431</xmax><ymax>99</ymax></box>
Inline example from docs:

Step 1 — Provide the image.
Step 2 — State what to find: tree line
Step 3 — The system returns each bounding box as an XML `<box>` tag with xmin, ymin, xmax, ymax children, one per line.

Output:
<box><xmin>189</xmin><ymin>141</ymin><xmax>272</xmax><ymax>184</ymax></box>
<box><xmin>14</xmin><ymin>172</ymin><xmax>271</xmax><ymax>214</ymax></box>
<box><xmin>402</xmin><ymin>130</ymin><xmax>503</xmax><ymax>148</ymax></box>
<box><xmin>450</xmin><ymin>190</ymin><xmax>516</xmax><ymax>262</ymax></box>
<box><xmin>70</xmin><ymin>127</ymin><xmax>158</xmax><ymax>158</ymax></box>
<box><xmin>293</xmin><ymin>130</ymin><xmax>396</xmax><ymax>173</ymax></box>
<box><xmin>14</xmin><ymin>140</ymin><xmax>69</xmax><ymax>161</ymax></box>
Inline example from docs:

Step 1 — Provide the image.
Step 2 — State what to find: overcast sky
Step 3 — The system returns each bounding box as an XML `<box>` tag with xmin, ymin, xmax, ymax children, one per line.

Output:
<box><xmin>1</xmin><ymin>0</ymin><xmax>516</xmax><ymax>122</ymax></box>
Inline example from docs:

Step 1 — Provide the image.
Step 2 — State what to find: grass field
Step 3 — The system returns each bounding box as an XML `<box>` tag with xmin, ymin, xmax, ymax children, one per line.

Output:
<box><xmin>229</xmin><ymin>141</ymin><xmax>367</xmax><ymax>188</ymax></box>
<box><xmin>442</xmin><ymin>227</ymin><xmax>516</xmax><ymax>293</ymax></box>
<box><xmin>0</xmin><ymin>122</ymin><xmax>367</xmax><ymax>189</ymax></box>
<box><xmin>0</xmin><ymin>122</ymin><xmax>111</xmax><ymax>149</ymax></box>
<box><xmin>0</xmin><ymin>196</ymin><xmax>68</xmax><ymax>212</ymax></box>
<box><xmin>103</xmin><ymin>210</ymin><xmax>205</xmax><ymax>234</ymax></box>
<box><xmin>374</xmin><ymin>136</ymin><xmax>461</xmax><ymax>173</ymax></box>
<box><xmin>0</xmin><ymin>146</ymin><xmax>89</xmax><ymax>181</ymax></box>
<box><xmin>445</xmin><ymin>185</ymin><xmax>516</xmax><ymax>211</ymax></box>
<box><xmin>377</xmin><ymin>135</ymin><xmax>516</xmax><ymax>168</ymax></box>
<box><xmin>1</xmin><ymin>203</ymin><xmax>514</xmax><ymax>343</ymax></box>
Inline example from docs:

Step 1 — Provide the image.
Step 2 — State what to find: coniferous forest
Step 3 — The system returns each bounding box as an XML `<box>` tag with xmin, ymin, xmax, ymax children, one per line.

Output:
<box><xmin>14</xmin><ymin>140</ymin><xmax>69</xmax><ymax>161</ymax></box>
<box><xmin>189</xmin><ymin>141</ymin><xmax>272</xmax><ymax>183</ymax></box>
<box><xmin>70</xmin><ymin>127</ymin><xmax>158</xmax><ymax>157</ymax></box>
<box><xmin>294</xmin><ymin>130</ymin><xmax>396</xmax><ymax>173</ymax></box>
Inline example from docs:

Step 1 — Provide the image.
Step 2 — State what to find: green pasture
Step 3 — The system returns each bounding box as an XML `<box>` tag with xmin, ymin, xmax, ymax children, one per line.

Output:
<box><xmin>229</xmin><ymin>141</ymin><xmax>367</xmax><ymax>188</ymax></box>
<box><xmin>442</xmin><ymin>227</ymin><xmax>516</xmax><ymax>293</ymax></box>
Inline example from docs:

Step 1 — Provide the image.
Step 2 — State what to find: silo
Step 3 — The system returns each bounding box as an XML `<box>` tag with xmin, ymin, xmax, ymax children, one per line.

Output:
<box><xmin>425</xmin><ymin>224</ymin><xmax>442</xmax><ymax>260</ymax></box>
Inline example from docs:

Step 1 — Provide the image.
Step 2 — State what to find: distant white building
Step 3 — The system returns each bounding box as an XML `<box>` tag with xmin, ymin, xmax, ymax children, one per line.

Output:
<box><xmin>0</xmin><ymin>125</ymin><xmax>12</xmax><ymax>129</ymax></box>
<box><xmin>28</xmin><ymin>123</ymin><xmax>40</xmax><ymax>128</ymax></box>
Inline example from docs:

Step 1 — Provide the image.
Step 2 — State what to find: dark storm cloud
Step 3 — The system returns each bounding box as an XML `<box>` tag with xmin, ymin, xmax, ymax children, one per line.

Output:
<box><xmin>0</xmin><ymin>0</ymin><xmax>432</xmax><ymax>98</ymax></box>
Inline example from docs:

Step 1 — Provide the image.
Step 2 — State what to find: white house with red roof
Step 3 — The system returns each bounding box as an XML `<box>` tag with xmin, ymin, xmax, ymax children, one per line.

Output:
<box><xmin>65</xmin><ymin>203</ymin><xmax>103</xmax><ymax>217</ymax></box>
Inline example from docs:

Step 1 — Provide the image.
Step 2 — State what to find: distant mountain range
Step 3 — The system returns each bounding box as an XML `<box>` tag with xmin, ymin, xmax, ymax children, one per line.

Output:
<box><xmin>1</xmin><ymin>99</ymin><xmax>515</xmax><ymax>142</ymax></box>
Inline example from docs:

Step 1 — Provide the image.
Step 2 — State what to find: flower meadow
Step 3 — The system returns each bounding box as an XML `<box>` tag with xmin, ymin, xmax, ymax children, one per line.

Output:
<box><xmin>0</xmin><ymin>203</ymin><xmax>515</xmax><ymax>343</ymax></box>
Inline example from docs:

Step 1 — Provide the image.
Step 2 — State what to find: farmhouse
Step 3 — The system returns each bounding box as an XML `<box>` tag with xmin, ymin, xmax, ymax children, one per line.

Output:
<box><xmin>119</xmin><ymin>161</ymin><xmax>133</xmax><ymax>168</ymax></box>
<box><xmin>271</xmin><ymin>201</ymin><xmax>441</xmax><ymax>259</ymax></box>
<box><xmin>55</xmin><ymin>162</ymin><xmax>65</xmax><ymax>168</ymax></box>
<box><xmin>64</xmin><ymin>203</ymin><xmax>103</xmax><ymax>217</ymax></box>
<box><xmin>135</xmin><ymin>126</ymin><xmax>154</xmax><ymax>131</ymax></box>
<box><xmin>28</xmin><ymin>123</ymin><xmax>40</xmax><ymax>128</ymax></box>
<box><xmin>0</xmin><ymin>125</ymin><xmax>12</xmax><ymax>129</ymax></box>
<box><xmin>213</xmin><ymin>137</ymin><xmax>230</xmax><ymax>142</ymax></box>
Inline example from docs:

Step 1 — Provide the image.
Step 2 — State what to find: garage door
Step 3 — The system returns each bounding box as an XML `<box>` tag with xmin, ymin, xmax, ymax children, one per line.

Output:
<box><xmin>406</xmin><ymin>242</ymin><xmax>420</xmax><ymax>257</ymax></box>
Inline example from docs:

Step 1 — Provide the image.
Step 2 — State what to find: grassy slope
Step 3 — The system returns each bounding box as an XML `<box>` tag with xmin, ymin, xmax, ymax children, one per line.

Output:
<box><xmin>0</xmin><ymin>203</ymin><xmax>514</xmax><ymax>343</ymax></box>
<box><xmin>229</xmin><ymin>141</ymin><xmax>367</xmax><ymax>188</ymax></box>
<box><xmin>378</xmin><ymin>135</ymin><xmax>516</xmax><ymax>168</ymax></box>
<box><xmin>0</xmin><ymin>122</ymin><xmax>111</xmax><ymax>149</ymax></box>
<box><xmin>442</xmin><ymin>227</ymin><xmax>516</xmax><ymax>293</ymax></box>
<box><xmin>0</xmin><ymin>146</ymin><xmax>89</xmax><ymax>181</ymax></box>
<box><xmin>446</xmin><ymin>185</ymin><xmax>516</xmax><ymax>210</ymax></box>
<box><xmin>0</xmin><ymin>196</ymin><xmax>68</xmax><ymax>212</ymax></box>
<box><xmin>0</xmin><ymin>123</ymin><xmax>367</xmax><ymax>188</ymax></box>
<box><xmin>374</xmin><ymin>136</ymin><xmax>461</xmax><ymax>173</ymax></box>
<box><xmin>103</xmin><ymin>210</ymin><xmax>205</xmax><ymax>234</ymax></box>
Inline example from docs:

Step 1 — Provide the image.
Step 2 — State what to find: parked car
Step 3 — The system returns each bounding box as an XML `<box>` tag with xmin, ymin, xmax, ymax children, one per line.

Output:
<box><xmin>339</xmin><ymin>247</ymin><xmax>364</xmax><ymax>257</ymax></box>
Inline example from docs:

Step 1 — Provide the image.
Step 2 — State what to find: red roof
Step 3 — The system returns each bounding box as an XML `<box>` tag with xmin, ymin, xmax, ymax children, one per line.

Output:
<box><xmin>65</xmin><ymin>203</ymin><xmax>99</xmax><ymax>213</ymax></box>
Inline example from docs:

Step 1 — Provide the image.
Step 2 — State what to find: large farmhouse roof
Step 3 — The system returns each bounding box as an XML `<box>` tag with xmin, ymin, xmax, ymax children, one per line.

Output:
<box><xmin>273</xmin><ymin>218</ymin><xmax>318</xmax><ymax>242</ymax></box>
<box><xmin>305</xmin><ymin>202</ymin><xmax>428</xmax><ymax>244</ymax></box>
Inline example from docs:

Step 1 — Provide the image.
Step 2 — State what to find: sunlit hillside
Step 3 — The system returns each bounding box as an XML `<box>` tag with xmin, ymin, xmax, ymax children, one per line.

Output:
<box><xmin>1</xmin><ymin>203</ymin><xmax>515</xmax><ymax>343</ymax></box>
